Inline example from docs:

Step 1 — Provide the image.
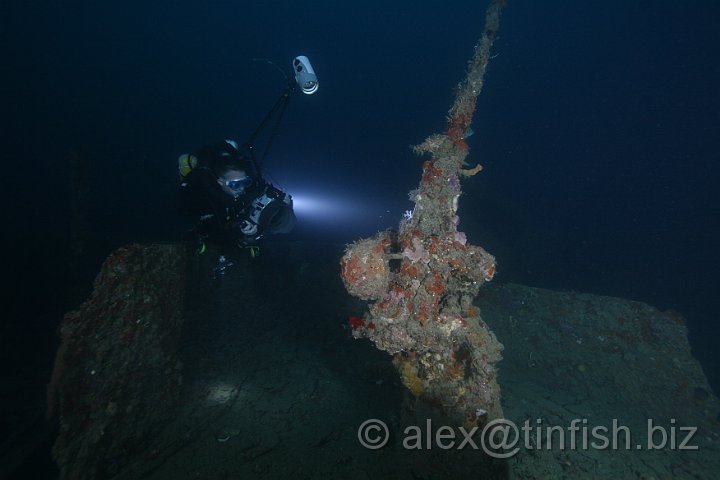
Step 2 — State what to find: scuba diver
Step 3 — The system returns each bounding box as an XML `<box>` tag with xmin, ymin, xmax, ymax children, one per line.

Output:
<box><xmin>178</xmin><ymin>139</ymin><xmax>296</xmax><ymax>251</ymax></box>
<box><xmin>178</xmin><ymin>56</ymin><xmax>318</xmax><ymax>278</ymax></box>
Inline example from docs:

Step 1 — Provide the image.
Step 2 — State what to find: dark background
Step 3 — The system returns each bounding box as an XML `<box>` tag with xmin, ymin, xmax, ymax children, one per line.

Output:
<box><xmin>2</xmin><ymin>0</ymin><xmax>719</xmax><ymax>392</ymax></box>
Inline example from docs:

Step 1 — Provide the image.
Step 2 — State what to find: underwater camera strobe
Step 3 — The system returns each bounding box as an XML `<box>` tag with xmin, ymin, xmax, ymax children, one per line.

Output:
<box><xmin>293</xmin><ymin>56</ymin><xmax>319</xmax><ymax>95</ymax></box>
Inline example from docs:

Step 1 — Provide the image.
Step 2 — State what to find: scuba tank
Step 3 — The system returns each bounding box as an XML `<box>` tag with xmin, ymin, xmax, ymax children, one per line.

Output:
<box><xmin>178</xmin><ymin>153</ymin><xmax>198</xmax><ymax>178</ymax></box>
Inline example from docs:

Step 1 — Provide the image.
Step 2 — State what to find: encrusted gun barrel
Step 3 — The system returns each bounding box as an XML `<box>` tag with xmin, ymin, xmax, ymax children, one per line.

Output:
<box><xmin>341</xmin><ymin>0</ymin><xmax>507</xmax><ymax>428</ymax></box>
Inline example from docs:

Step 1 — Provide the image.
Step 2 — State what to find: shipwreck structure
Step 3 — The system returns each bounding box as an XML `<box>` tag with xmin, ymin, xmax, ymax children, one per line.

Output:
<box><xmin>341</xmin><ymin>0</ymin><xmax>507</xmax><ymax>427</ymax></box>
<box><xmin>46</xmin><ymin>244</ymin><xmax>187</xmax><ymax>480</ymax></box>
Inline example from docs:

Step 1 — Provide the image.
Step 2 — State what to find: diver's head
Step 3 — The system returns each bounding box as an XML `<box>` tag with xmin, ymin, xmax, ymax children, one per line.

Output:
<box><xmin>218</xmin><ymin>169</ymin><xmax>252</xmax><ymax>197</ymax></box>
<box><xmin>209</xmin><ymin>141</ymin><xmax>255</xmax><ymax>197</ymax></box>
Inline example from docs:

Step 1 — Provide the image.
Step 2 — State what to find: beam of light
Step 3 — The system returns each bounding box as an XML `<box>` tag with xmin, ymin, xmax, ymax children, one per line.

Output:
<box><xmin>291</xmin><ymin>193</ymin><xmax>364</xmax><ymax>220</ymax></box>
<box><xmin>270</xmin><ymin>168</ymin><xmax>413</xmax><ymax>237</ymax></box>
<box><xmin>288</xmin><ymin>189</ymin><xmax>408</xmax><ymax>240</ymax></box>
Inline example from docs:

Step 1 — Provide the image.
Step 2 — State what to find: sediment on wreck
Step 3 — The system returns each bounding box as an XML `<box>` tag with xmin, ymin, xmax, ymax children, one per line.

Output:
<box><xmin>46</xmin><ymin>243</ymin><xmax>187</xmax><ymax>480</ymax></box>
<box><xmin>341</xmin><ymin>0</ymin><xmax>507</xmax><ymax>429</ymax></box>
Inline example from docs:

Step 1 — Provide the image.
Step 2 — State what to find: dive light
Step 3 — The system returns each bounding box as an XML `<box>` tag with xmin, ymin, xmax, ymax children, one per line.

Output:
<box><xmin>293</xmin><ymin>56</ymin><xmax>319</xmax><ymax>95</ymax></box>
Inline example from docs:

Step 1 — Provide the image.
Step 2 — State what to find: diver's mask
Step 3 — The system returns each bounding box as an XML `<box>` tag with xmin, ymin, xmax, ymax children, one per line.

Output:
<box><xmin>224</xmin><ymin>176</ymin><xmax>253</xmax><ymax>194</ymax></box>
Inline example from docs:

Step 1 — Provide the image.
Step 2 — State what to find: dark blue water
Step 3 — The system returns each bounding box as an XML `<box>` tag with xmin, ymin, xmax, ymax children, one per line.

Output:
<box><xmin>3</xmin><ymin>0</ymin><xmax>719</xmax><ymax>441</ymax></box>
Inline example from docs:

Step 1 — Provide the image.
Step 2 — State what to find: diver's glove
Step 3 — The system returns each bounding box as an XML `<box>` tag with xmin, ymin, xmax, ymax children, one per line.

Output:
<box><xmin>239</xmin><ymin>220</ymin><xmax>258</xmax><ymax>236</ymax></box>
